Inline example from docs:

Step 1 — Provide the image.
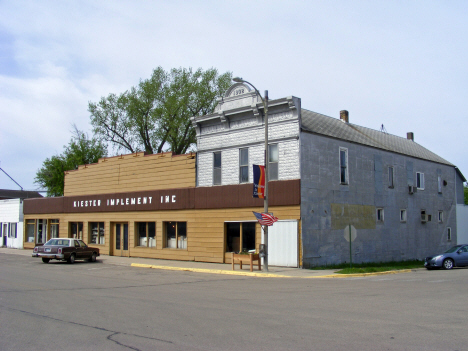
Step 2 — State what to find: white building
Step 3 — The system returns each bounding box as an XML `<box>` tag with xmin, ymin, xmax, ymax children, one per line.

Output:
<box><xmin>0</xmin><ymin>190</ymin><xmax>42</xmax><ymax>249</ymax></box>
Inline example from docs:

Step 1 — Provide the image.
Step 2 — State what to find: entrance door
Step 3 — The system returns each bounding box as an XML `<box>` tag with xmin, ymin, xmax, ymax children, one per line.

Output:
<box><xmin>2</xmin><ymin>223</ymin><xmax>6</xmax><ymax>246</ymax></box>
<box><xmin>114</xmin><ymin>223</ymin><xmax>129</xmax><ymax>257</ymax></box>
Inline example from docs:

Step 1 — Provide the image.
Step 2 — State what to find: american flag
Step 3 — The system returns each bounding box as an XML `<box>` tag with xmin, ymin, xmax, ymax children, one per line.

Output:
<box><xmin>253</xmin><ymin>212</ymin><xmax>278</xmax><ymax>226</ymax></box>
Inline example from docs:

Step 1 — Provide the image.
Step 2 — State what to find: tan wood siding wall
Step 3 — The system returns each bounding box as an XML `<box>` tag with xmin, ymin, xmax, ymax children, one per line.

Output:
<box><xmin>24</xmin><ymin>206</ymin><xmax>300</xmax><ymax>263</ymax></box>
<box><xmin>64</xmin><ymin>152</ymin><xmax>196</xmax><ymax>196</ymax></box>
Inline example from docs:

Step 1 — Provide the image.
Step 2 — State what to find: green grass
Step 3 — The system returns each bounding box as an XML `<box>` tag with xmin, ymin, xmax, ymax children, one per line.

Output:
<box><xmin>309</xmin><ymin>260</ymin><xmax>424</xmax><ymax>274</ymax></box>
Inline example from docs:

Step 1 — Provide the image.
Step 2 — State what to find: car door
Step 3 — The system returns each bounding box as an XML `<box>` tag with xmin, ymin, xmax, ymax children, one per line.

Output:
<box><xmin>73</xmin><ymin>239</ymin><xmax>84</xmax><ymax>258</ymax></box>
<box><xmin>457</xmin><ymin>246</ymin><xmax>468</xmax><ymax>266</ymax></box>
<box><xmin>78</xmin><ymin>240</ymin><xmax>91</xmax><ymax>258</ymax></box>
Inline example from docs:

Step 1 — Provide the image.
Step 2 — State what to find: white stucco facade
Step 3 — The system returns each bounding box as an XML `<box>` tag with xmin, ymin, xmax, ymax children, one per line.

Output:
<box><xmin>193</xmin><ymin>82</ymin><xmax>301</xmax><ymax>187</ymax></box>
<box><xmin>0</xmin><ymin>198</ymin><xmax>24</xmax><ymax>248</ymax></box>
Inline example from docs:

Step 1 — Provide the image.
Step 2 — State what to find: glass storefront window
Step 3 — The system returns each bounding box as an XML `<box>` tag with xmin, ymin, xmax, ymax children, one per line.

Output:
<box><xmin>137</xmin><ymin>222</ymin><xmax>156</xmax><ymax>247</ymax></box>
<box><xmin>50</xmin><ymin>219</ymin><xmax>59</xmax><ymax>239</ymax></box>
<box><xmin>26</xmin><ymin>220</ymin><xmax>35</xmax><ymax>243</ymax></box>
<box><xmin>90</xmin><ymin>222</ymin><xmax>105</xmax><ymax>245</ymax></box>
<box><xmin>70</xmin><ymin>222</ymin><xmax>83</xmax><ymax>240</ymax></box>
<box><xmin>225</xmin><ymin>222</ymin><xmax>256</xmax><ymax>253</ymax></box>
<box><xmin>164</xmin><ymin>222</ymin><xmax>186</xmax><ymax>249</ymax></box>
<box><xmin>36</xmin><ymin>219</ymin><xmax>47</xmax><ymax>244</ymax></box>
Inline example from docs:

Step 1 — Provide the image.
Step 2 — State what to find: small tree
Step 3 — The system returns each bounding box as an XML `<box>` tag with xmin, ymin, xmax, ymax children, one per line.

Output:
<box><xmin>464</xmin><ymin>182</ymin><xmax>468</xmax><ymax>205</ymax></box>
<box><xmin>88</xmin><ymin>67</ymin><xmax>232</xmax><ymax>155</ymax></box>
<box><xmin>35</xmin><ymin>127</ymin><xmax>107</xmax><ymax>196</ymax></box>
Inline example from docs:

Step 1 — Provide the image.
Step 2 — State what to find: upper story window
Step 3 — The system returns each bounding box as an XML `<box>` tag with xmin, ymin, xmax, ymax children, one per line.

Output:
<box><xmin>339</xmin><ymin>148</ymin><xmax>348</xmax><ymax>184</ymax></box>
<box><xmin>437</xmin><ymin>175</ymin><xmax>442</xmax><ymax>193</ymax></box>
<box><xmin>269</xmin><ymin>144</ymin><xmax>279</xmax><ymax>181</ymax></box>
<box><xmin>239</xmin><ymin>148</ymin><xmax>249</xmax><ymax>183</ymax></box>
<box><xmin>400</xmin><ymin>209</ymin><xmax>407</xmax><ymax>222</ymax></box>
<box><xmin>416</xmin><ymin>172</ymin><xmax>425</xmax><ymax>190</ymax></box>
<box><xmin>376</xmin><ymin>208</ymin><xmax>384</xmax><ymax>223</ymax></box>
<box><xmin>388</xmin><ymin>166</ymin><xmax>394</xmax><ymax>188</ymax></box>
<box><xmin>213</xmin><ymin>152</ymin><xmax>221</xmax><ymax>185</ymax></box>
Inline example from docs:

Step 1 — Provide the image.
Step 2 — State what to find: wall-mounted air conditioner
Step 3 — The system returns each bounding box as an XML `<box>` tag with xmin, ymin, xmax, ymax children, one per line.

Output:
<box><xmin>409</xmin><ymin>185</ymin><xmax>417</xmax><ymax>194</ymax></box>
<box><xmin>421</xmin><ymin>214</ymin><xmax>428</xmax><ymax>222</ymax></box>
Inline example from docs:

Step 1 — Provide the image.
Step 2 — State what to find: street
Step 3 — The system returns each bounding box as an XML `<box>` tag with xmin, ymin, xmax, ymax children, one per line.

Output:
<box><xmin>1</xmin><ymin>252</ymin><xmax>467</xmax><ymax>351</ymax></box>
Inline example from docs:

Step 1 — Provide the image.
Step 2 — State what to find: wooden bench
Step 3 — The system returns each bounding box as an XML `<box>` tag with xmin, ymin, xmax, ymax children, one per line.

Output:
<box><xmin>231</xmin><ymin>252</ymin><xmax>261</xmax><ymax>272</ymax></box>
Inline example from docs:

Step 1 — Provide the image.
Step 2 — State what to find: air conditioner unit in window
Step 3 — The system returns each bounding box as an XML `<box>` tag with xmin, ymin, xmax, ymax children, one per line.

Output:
<box><xmin>421</xmin><ymin>214</ymin><xmax>428</xmax><ymax>222</ymax></box>
<box><xmin>409</xmin><ymin>185</ymin><xmax>417</xmax><ymax>194</ymax></box>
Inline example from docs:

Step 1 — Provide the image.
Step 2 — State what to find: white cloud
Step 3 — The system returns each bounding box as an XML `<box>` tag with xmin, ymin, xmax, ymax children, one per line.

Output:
<box><xmin>1</xmin><ymin>0</ymin><xmax>468</xmax><ymax>189</ymax></box>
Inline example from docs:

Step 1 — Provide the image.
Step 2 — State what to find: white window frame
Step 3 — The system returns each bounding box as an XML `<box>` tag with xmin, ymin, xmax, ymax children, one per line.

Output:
<box><xmin>339</xmin><ymin>147</ymin><xmax>348</xmax><ymax>185</ymax></box>
<box><xmin>9</xmin><ymin>223</ymin><xmax>17</xmax><ymax>238</ymax></box>
<box><xmin>213</xmin><ymin>151</ymin><xmax>222</xmax><ymax>185</ymax></box>
<box><xmin>416</xmin><ymin>172</ymin><xmax>425</xmax><ymax>190</ymax></box>
<box><xmin>438</xmin><ymin>211</ymin><xmax>443</xmax><ymax>223</ymax></box>
<box><xmin>239</xmin><ymin>148</ymin><xmax>249</xmax><ymax>183</ymax></box>
<box><xmin>268</xmin><ymin>144</ymin><xmax>279</xmax><ymax>181</ymax></box>
<box><xmin>376</xmin><ymin>208</ymin><xmax>384</xmax><ymax>223</ymax></box>
<box><xmin>400</xmin><ymin>209</ymin><xmax>407</xmax><ymax>222</ymax></box>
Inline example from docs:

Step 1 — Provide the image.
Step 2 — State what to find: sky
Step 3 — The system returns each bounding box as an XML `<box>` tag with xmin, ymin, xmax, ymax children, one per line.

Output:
<box><xmin>1</xmin><ymin>0</ymin><xmax>467</xmax><ymax>191</ymax></box>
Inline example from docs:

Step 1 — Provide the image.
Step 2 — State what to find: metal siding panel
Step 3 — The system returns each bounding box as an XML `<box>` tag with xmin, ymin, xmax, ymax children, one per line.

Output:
<box><xmin>266</xmin><ymin>220</ymin><xmax>298</xmax><ymax>267</ymax></box>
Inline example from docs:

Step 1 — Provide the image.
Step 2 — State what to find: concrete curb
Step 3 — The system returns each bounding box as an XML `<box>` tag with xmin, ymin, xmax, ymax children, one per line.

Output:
<box><xmin>131</xmin><ymin>263</ymin><xmax>291</xmax><ymax>278</ymax></box>
<box><xmin>131</xmin><ymin>263</ymin><xmax>413</xmax><ymax>278</ymax></box>
<box><xmin>312</xmin><ymin>269</ymin><xmax>413</xmax><ymax>278</ymax></box>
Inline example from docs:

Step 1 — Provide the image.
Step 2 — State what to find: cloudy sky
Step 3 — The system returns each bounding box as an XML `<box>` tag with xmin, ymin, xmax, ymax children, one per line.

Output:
<box><xmin>1</xmin><ymin>0</ymin><xmax>467</xmax><ymax>191</ymax></box>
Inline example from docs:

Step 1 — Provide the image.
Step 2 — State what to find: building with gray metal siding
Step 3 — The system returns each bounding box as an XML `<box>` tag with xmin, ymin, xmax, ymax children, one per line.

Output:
<box><xmin>193</xmin><ymin>83</ymin><xmax>465</xmax><ymax>267</ymax></box>
<box><xmin>300</xmin><ymin>109</ymin><xmax>464</xmax><ymax>267</ymax></box>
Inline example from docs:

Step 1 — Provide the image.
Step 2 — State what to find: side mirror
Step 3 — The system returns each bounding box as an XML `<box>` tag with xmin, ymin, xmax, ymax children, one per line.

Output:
<box><xmin>457</xmin><ymin>250</ymin><xmax>463</xmax><ymax>254</ymax></box>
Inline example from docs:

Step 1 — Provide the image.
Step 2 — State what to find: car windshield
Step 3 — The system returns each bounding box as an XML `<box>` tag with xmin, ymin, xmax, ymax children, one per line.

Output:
<box><xmin>445</xmin><ymin>246</ymin><xmax>462</xmax><ymax>253</ymax></box>
<box><xmin>44</xmin><ymin>239</ymin><xmax>71</xmax><ymax>246</ymax></box>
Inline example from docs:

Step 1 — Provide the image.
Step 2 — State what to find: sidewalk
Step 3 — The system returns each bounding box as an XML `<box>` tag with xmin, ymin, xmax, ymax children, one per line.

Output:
<box><xmin>0</xmin><ymin>247</ymin><xmax>411</xmax><ymax>278</ymax></box>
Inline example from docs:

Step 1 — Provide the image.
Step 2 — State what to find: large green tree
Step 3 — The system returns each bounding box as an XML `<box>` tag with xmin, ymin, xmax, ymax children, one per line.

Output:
<box><xmin>35</xmin><ymin>128</ymin><xmax>107</xmax><ymax>196</ymax></box>
<box><xmin>88</xmin><ymin>67</ymin><xmax>232</xmax><ymax>155</ymax></box>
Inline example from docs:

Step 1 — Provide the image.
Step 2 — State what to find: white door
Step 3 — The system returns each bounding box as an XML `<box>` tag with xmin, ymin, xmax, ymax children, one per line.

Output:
<box><xmin>263</xmin><ymin>220</ymin><xmax>298</xmax><ymax>267</ymax></box>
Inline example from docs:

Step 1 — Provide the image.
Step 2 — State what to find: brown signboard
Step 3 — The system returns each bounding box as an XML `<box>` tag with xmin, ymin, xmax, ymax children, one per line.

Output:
<box><xmin>24</xmin><ymin>179</ymin><xmax>300</xmax><ymax>214</ymax></box>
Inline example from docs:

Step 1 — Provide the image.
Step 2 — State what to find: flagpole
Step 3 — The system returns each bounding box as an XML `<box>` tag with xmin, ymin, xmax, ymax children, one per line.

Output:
<box><xmin>233</xmin><ymin>77</ymin><xmax>269</xmax><ymax>272</ymax></box>
<box><xmin>263</xmin><ymin>90</ymin><xmax>269</xmax><ymax>272</ymax></box>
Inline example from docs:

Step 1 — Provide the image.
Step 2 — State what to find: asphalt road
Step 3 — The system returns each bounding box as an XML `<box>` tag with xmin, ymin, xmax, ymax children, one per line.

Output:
<box><xmin>1</xmin><ymin>253</ymin><xmax>467</xmax><ymax>351</ymax></box>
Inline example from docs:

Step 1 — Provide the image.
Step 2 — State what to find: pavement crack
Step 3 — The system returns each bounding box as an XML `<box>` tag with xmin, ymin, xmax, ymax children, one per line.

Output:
<box><xmin>107</xmin><ymin>332</ymin><xmax>141</xmax><ymax>351</ymax></box>
<box><xmin>2</xmin><ymin>305</ymin><xmax>173</xmax><ymax>346</ymax></box>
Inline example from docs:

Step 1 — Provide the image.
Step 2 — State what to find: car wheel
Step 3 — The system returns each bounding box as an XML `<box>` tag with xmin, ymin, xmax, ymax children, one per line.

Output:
<box><xmin>68</xmin><ymin>253</ymin><xmax>76</xmax><ymax>264</ymax></box>
<box><xmin>443</xmin><ymin>258</ymin><xmax>454</xmax><ymax>270</ymax></box>
<box><xmin>88</xmin><ymin>252</ymin><xmax>97</xmax><ymax>262</ymax></box>
<box><xmin>42</xmin><ymin>258</ymin><xmax>50</xmax><ymax>263</ymax></box>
